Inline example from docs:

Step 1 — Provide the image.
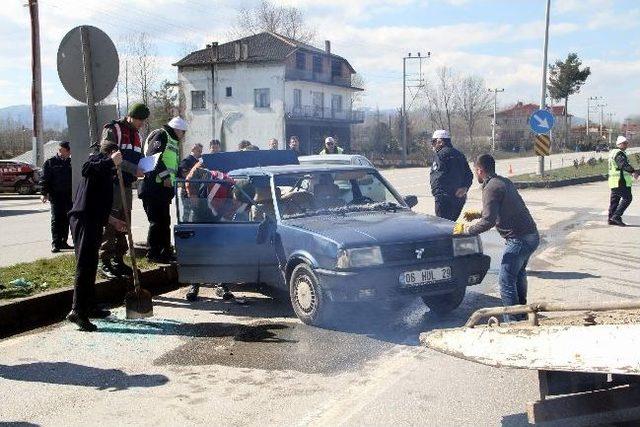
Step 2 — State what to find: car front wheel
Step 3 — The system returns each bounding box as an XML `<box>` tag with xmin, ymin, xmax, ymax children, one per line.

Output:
<box><xmin>15</xmin><ymin>181</ymin><xmax>33</xmax><ymax>195</ymax></box>
<box><xmin>421</xmin><ymin>287</ymin><xmax>466</xmax><ymax>316</ymax></box>
<box><xmin>289</xmin><ymin>263</ymin><xmax>328</xmax><ymax>326</ymax></box>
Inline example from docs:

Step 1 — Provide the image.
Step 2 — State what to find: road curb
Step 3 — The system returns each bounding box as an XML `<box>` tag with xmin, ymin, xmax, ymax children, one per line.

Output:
<box><xmin>513</xmin><ymin>174</ymin><xmax>607</xmax><ymax>189</ymax></box>
<box><xmin>0</xmin><ymin>265</ymin><xmax>179</xmax><ymax>339</ymax></box>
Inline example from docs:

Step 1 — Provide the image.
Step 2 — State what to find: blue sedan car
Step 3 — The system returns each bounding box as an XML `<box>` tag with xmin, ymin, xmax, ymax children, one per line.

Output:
<box><xmin>175</xmin><ymin>151</ymin><xmax>490</xmax><ymax>326</ymax></box>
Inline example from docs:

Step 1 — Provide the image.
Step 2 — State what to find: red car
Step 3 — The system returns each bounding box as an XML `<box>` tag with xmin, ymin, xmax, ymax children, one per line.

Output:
<box><xmin>0</xmin><ymin>160</ymin><xmax>41</xmax><ymax>194</ymax></box>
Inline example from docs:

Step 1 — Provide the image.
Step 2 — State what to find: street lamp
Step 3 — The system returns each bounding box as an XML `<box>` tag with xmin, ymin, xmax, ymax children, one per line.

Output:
<box><xmin>488</xmin><ymin>88</ymin><xmax>504</xmax><ymax>152</ymax></box>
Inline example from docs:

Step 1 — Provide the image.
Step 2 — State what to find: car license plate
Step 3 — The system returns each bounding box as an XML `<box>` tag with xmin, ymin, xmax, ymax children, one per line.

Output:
<box><xmin>400</xmin><ymin>267</ymin><xmax>452</xmax><ymax>286</ymax></box>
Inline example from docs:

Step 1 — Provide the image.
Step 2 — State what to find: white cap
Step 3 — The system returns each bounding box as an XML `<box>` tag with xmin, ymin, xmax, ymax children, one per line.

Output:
<box><xmin>168</xmin><ymin>117</ymin><xmax>188</xmax><ymax>131</ymax></box>
<box><xmin>432</xmin><ymin>129</ymin><xmax>450</xmax><ymax>140</ymax></box>
<box><xmin>616</xmin><ymin>135</ymin><xmax>628</xmax><ymax>146</ymax></box>
<box><xmin>325</xmin><ymin>137</ymin><xmax>335</xmax><ymax>144</ymax></box>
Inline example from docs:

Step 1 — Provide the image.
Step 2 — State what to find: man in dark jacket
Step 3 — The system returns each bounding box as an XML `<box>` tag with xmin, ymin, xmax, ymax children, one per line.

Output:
<box><xmin>138</xmin><ymin>117</ymin><xmax>187</xmax><ymax>263</ymax></box>
<box><xmin>98</xmin><ymin>103</ymin><xmax>148</xmax><ymax>279</ymax></box>
<box><xmin>41</xmin><ymin>141</ymin><xmax>73</xmax><ymax>252</ymax></box>
<box><xmin>429</xmin><ymin>129</ymin><xmax>473</xmax><ymax>221</ymax></box>
<box><xmin>458</xmin><ymin>154</ymin><xmax>539</xmax><ymax>322</ymax></box>
<box><xmin>67</xmin><ymin>141</ymin><xmax>126</xmax><ymax>331</ymax></box>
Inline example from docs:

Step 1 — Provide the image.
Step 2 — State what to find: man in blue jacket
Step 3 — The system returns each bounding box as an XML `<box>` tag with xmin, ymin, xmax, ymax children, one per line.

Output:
<box><xmin>429</xmin><ymin>129</ymin><xmax>473</xmax><ymax>221</ymax></box>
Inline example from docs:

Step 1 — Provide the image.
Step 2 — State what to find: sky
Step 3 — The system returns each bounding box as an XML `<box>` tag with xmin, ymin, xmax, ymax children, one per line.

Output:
<box><xmin>1</xmin><ymin>0</ymin><xmax>639</xmax><ymax>121</ymax></box>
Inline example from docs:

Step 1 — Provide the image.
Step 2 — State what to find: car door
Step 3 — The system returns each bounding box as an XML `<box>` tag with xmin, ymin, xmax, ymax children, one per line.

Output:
<box><xmin>173</xmin><ymin>175</ymin><xmax>260</xmax><ymax>284</ymax></box>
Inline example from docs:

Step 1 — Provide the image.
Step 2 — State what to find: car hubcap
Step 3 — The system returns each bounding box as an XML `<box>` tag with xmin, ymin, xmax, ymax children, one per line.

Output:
<box><xmin>295</xmin><ymin>275</ymin><xmax>316</xmax><ymax>313</ymax></box>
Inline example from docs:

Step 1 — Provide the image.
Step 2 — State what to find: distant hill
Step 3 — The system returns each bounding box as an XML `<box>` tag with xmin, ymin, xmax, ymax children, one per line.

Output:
<box><xmin>0</xmin><ymin>105</ymin><xmax>67</xmax><ymax>131</ymax></box>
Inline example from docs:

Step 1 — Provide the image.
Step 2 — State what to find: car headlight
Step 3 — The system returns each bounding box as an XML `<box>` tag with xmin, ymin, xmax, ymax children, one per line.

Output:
<box><xmin>453</xmin><ymin>236</ymin><xmax>482</xmax><ymax>257</ymax></box>
<box><xmin>336</xmin><ymin>246</ymin><xmax>383</xmax><ymax>268</ymax></box>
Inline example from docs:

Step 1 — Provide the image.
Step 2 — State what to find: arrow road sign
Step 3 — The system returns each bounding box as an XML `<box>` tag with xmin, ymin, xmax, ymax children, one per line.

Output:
<box><xmin>534</xmin><ymin>133</ymin><xmax>551</xmax><ymax>156</ymax></box>
<box><xmin>529</xmin><ymin>109</ymin><xmax>555</xmax><ymax>134</ymax></box>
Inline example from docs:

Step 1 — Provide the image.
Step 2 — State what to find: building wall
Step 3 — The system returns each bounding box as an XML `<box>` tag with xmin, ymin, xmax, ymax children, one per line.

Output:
<box><xmin>179</xmin><ymin>62</ymin><xmax>286</xmax><ymax>153</ymax></box>
<box><xmin>283</xmin><ymin>80</ymin><xmax>353</xmax><ymax>115</ymax></box>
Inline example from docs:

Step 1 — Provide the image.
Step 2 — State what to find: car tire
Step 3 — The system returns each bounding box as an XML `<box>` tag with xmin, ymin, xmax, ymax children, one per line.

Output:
<box><xmin>421</xmin><ymin>287</ymin><xmax>466</xmax><ymax>316</ymax></box>
<box><xmin>289</xmin><ymin>263</ymin><xmax>329</xmax><ymax>326</ymax></box>
<box><xmin>15</xmin><ymin>181</ymin><xmax>33</xmax><ymax>195</ymax></box>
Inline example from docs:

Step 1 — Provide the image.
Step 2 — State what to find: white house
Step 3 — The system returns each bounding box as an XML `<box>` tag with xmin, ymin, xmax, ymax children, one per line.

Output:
<box><xmin>173</xmin><ymin>32</ymin><xmax>364</xmax><ymax>154</ymax></box>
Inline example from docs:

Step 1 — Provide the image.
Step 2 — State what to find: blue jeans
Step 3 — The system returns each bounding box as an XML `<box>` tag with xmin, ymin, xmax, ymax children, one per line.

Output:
<box><xmin>499</xmin><ymin>232</ymin><xmax>540</xmax><ymax>322</ymax></box>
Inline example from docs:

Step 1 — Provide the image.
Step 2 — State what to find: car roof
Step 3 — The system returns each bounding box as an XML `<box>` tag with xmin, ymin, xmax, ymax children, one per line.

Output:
<box><xmin>229</xmin><ymin>163</ymin><xmax>375</xmax><ymax>176</ymax></box>
<box><xmin>298</xmin><ymin>154</ymin><xmax>365</xmax><ymax>163</ymax></box>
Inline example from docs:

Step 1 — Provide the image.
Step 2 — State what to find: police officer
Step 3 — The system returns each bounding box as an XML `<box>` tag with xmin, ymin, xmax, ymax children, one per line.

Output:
<box><xmin>429</xmin><ymin>129</ymin><xmax>473</xmax><ymax>221</ymax></box>
<box><xmin>67</xmin><ymin>141</ymin><xmax>126</xmax><ymax>331</ymax></box>
<box><xmin>41</xmin><ymin>141</ymin><xmax>73</xmax><ymax>252</ymax></box>
<box><xmin>608</xmin><ymin>136</ymin><xmax>639</xmax><ymax>226</ymax></box>
<box><xmin>138</xmin><ymin>117</ymin><xmax>187</xmax><ymax>263</ymax></box>
<box><xmin>98</xmin><ymin>103</ymin><xmax>148</xmax><ymax>279</ymax></box>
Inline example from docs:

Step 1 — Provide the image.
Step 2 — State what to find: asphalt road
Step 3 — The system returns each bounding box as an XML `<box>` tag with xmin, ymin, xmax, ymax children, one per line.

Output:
<box><xmin>0</xmin><ymin>151</ymin><xmax>639</xmax><ymax>426</ymax></box>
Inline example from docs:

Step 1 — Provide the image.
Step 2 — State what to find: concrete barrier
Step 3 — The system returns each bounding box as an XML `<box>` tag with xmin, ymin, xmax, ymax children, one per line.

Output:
<box><xmin>513</xmin><ymin>174</ymin><xmax>607</xmax><ymax>189</ymax></box>
<box><xmin>0</xmin><ymin>265</ymin><xmax>179</xmax><ymax>339</ymax></box>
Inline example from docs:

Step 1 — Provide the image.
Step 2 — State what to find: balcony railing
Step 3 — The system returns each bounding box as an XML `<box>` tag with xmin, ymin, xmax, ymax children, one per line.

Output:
<box><xmin>286</xmin><ymin>105</ymin><xmax>365</xmax><ymax>123</ymax></box>
<box><xmin>285</xmin><ymin>68</ymin><xmax>356</xmax><ymax>88</ymax></box>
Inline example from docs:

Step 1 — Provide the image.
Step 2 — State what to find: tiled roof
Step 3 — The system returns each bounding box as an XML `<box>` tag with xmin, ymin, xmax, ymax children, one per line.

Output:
<box><xmin>173</xmin><ymin>31</ymin><xmax>355</xmax><ymax>72</ymax></box>
<box><xmin>497</xmin><ymin>102</ymin><xmax>570</xmax><ymax>117</ymax></box>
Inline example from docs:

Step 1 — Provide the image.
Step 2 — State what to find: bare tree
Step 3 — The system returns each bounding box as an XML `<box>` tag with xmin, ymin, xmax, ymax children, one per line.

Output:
<box><xmin>351</xmin><ymin>73</ymin><xmax>365</xmax><ymax>107</ymax></box>
<box><xmin>424</xmin><ymin>67</ymin><xmax>458</xmax><ymax>134</ymax></box>
<box><xmin>232</xmin><ymin>1</ymin><xmax>315</xmax><ymax>43</ymax></box>
<box><xmin>131</xmin><ymin>32</ymin><xmax>158</xmax><ymax>109</ymax></box>
<box><xmin>456</xmin><ymin>75</ymin><xmax>492</xmax><ymax>144</ymax></box>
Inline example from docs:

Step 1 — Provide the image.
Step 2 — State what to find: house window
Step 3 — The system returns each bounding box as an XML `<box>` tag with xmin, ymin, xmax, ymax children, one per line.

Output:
<box><xmin>254</xmin><ymin>88</ymin><xmax>271</xmax><ymax>108</ymax></box>
<box><xmin>313</xmin><ymin>55</ymin><xmax>322</xmax><ymax>74</ymax></box>
<box><xmin>311</xmin><ymin>91</ymin><xmax>324</xmax><ymax>117</ymax></box>
<box><xmin>293</xmin><ymin>89</ymin><xmax>302</xmax><ymax>109</ymax></box>
<box><xmin>191</xmin><ymin>90</ymin><xmax>206</xmax><ymax>110</ymax></box>
<box><xmin>296</xmin><ymin>52</ymin><xmax>306</xmax><ymax>70</ymax></box>
<box><xmin>331</xmin><ymin>95</ymin><xmax>343</xmax><ymax>112</ymax></box>
<box><xmin>225</xmin><ymin>87</ymin><xmax>232</xmax><ymax>97</ymax></box>
<box><xmin>331</xmin><ymin>60</ymin><xmax>341</xmax><ymax>77</ymax></box>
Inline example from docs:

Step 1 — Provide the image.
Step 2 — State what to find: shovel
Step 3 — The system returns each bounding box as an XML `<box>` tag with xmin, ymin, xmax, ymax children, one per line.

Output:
<box><xmin>116</xmin><ymin>167</ymin><xmax>153</xmax><ymax>319</ymax></box>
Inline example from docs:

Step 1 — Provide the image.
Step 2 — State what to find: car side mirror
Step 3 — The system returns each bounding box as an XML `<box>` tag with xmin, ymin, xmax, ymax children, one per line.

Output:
<box><xmin>404</xmin><ymin>195</ymin><xmax>418</xmax><ymax>208</ymax></box>
<box><xmin>256</xmin><ymin>216</ymin><xmax>276</xmax><ymax>244</ymax></box>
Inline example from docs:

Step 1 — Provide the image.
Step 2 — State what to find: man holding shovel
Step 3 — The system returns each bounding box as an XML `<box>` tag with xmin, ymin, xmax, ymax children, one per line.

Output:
<box><xmin>67</xmin><ymin>141</ymin><xmax>127</xmax><ymax>331</ymax></box>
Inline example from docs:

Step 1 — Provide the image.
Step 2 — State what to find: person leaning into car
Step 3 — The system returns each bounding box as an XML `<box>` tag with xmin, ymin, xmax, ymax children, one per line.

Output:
<box><xmin>429</xmin><ymin>129</ymin><xmax>473</xmax><ymax>221</ymax></box>
<box><xmin>41</xmin><ymin>141</ymin><xmax>73</xmax><ymax>252</ymax></box>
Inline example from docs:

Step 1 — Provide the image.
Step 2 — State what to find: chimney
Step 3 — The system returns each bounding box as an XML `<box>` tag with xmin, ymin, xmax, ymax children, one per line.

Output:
<box><xmin>212</xmin><ymin>42</ymin><xmax>219</xmax><ymax>60</ymax></box>
<box><xmin>325</xmin><ymin>40</ymin><xmax>331</xmax><ymax>54</ymax></box>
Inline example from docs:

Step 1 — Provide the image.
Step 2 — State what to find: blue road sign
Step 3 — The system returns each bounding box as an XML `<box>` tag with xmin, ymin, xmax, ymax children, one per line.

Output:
<box><xmin>529</xmin><ymin>109</ymin><xmax>555</xmax><ymax>134</ymax></box>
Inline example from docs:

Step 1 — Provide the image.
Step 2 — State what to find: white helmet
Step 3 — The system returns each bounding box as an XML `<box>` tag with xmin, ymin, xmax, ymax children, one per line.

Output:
<box><xmin>616</xmin><ymin>135</ymin><xmax>628</xmax><ymax>146</ymax></box>
<box><xmin>168</xmin><ymin>117</ymin><xmax>188</xmax><ymax>131</ymax></box>
<box><xmin>432</xmin><ymin>129</ymin><xmax>450</xmax><ymax>140</ymax></box>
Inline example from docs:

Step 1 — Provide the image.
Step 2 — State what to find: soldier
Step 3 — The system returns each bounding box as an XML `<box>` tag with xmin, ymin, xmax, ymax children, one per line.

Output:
<box><xmin>429</xmin><ymin>129</ymin><xmax>473</xmax><ymax>221</ymax></box>
<box><xmin>41</xmin><ymin>141</ymin><xmax>73</xmax><ymax>252</ymax></box>
<box><xmin>98</xmin><ymin>103</ymin><xmax>148</xmax><ymax>279</ymax></box>
<box><xmin>138</xmin><ymin>117</ymin><xmax>187</xmax><ymax>263</ymax></box>
<box><xmin>67</xmin><ymin>141</ymin><xmax>126</xmax><ymax>331</ymax></box>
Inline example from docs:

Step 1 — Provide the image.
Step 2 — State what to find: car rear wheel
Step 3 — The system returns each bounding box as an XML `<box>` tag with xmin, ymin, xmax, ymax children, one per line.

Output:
<box><xmin>421</xmin><ymin>287</ymin><xmax>466</xmax><ymax>316</ymax></box>
<box><xmin>289</xmin><ymin>263</ymin><xmax>328</xmax><ymax>326</ymax></box>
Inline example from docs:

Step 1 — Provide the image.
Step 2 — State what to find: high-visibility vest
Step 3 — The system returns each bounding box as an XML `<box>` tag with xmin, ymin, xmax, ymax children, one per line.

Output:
<box><xmin>320</xmin><ymin>146</ymin><xmax>344</xmax><ymax>155</ymax></box>
<box><xmin>608</xmin><ymin>148</ymin><xmax>632</xmax><ymax>188</ymax></box>
<box><xmin>156</xmin><ymin>129</ymin><xmax>180</xmax><ymax>185</ymax></box>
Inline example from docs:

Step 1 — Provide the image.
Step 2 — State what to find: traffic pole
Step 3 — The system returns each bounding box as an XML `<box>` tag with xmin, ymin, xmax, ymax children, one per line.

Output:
<box><xmin>537</xmin><ymin>0</ymin><xmax>551</xmax><ymax>176</ymax></box>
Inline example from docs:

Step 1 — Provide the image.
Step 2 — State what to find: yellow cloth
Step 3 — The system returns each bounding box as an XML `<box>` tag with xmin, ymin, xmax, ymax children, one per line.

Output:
<box><xmin>462</xmin><ymin>210</ymin><xmax>482</xmax><ymax>222</ymax></box>
<box><xmin>453</xmin><ymin>222</ymin><xmax>467</xmax><ymax>235</ymax></box>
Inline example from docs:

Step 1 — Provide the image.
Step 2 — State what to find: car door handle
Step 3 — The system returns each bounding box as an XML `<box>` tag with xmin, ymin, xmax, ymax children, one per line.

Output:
<box><xmin>175</xmin><ymin>230</ymin><xmax>195</xmax><ymax>239</ymax></box>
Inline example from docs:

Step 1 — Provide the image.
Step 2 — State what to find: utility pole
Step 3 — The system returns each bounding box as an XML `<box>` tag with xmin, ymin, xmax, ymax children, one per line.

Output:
<box><xmin>401</xmin><ymin>52</ymin><xmax>430</xmax><ymax>166</ymax></box>
<box><xmin>586</xmin><ymin>96</ymin><xmax>600</xmax><ymax>144</ymax></box>
<box><xmin>598</xmin><ymin>103</ymin><xmax>607</xmax><ymax>138</ymax></box>
<box><xmin>607</xmin><ymin>112</ymin><xmax>615</xmax><ymax>145</ymax></box>
<box><xmin>538</xmin><ymin>0</ymin><xmax>551</xmax><ymax>176</ymax></box>
<box><xmin>488</xmin><ymin>88</ymin><xmax>504</xmax><ymax>152</ymax></box>
<box><xmin>28</xmin><ymin>0</ymin><xmax>44</xmax><ymax>167</ymax></box>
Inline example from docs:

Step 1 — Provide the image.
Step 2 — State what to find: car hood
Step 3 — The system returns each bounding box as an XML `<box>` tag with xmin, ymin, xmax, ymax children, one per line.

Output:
<box><xmin>285</xmin><ymin>210</ymin><xmax>453</xmax><ymax>246</ymax></box>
